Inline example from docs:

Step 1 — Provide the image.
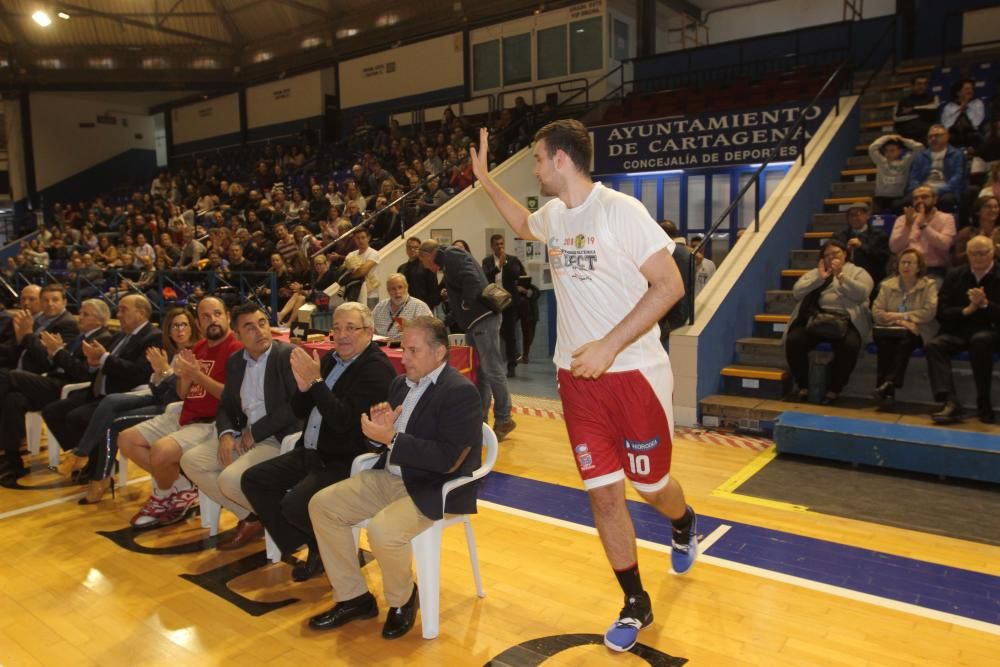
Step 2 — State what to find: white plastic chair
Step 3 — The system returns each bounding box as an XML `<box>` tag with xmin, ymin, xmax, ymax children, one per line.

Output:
<box><xmin>351</xmin><ymin>423</ymin><xmax>498</xmax><ymax>639</ymax></box>
<box><xmin>25</xmin><ymin>381</ymin><xmax>90</xmax><ymax>470</ymax></box>
<box><xmin>264</xmin><ymin>431</ymin><xmax>303</xmax><ymax>563</ymax></box>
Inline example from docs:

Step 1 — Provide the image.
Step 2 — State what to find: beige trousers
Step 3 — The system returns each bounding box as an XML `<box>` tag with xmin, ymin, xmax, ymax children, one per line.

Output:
<box><xmin>309</xmin><ymin>468</ymin><xmax>432</xmax><ymax>607</ymax></box>
<box><xmin>180</xmin><ymin>437</ymin><xmax>280</xmax><ymax>520</ymax></box>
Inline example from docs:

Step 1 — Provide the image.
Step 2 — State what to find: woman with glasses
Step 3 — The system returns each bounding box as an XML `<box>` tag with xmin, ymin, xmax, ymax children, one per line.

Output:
<box><xmin>784</xmin><ymin>240</ymin><xmax>874</xmax><ymax>404</ymax></box>
<box><xmin>871</xmin><ymin>248</ymin><xmax>939</xmax><ymax>409</ymax></box>
<box><xmin>77</xmin><ymin>308</ymin><xmax>200</xmax><ymax>504</ymax></box>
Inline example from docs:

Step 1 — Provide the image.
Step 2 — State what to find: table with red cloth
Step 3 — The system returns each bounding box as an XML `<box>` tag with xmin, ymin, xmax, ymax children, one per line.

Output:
<box><xmin>271</xmin><ymin>331</ymin><xmax>477</xmax><ymax>383</ymax></box>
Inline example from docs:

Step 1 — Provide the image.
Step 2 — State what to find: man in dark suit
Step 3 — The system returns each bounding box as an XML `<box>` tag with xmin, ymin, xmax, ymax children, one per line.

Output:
<box><xmin>397</xmin><ymin>236</ymin><xmax>440</xmax><ymax>310</ymax></box>
<box><xmin>11</xmin><ymin>283</ymin><xmax>80</xmax><ymax>375</ymax></box>
<box><xmin>0</xmin><ymin>285</ymin><xmax>42</xmax><ymax>369</ymax></box>
<box><xmin>927</xmin><ymin>235</ymin><xmax>1000</xmax><ymax>424</ymax></box>
<box><xmin>0</xmin><ymin>298</ymin><xmax>113</xmax><ymax>483</ymax></box>
<box><xmin>307</xmin><ymin>316</ymin><xmax>482</xmax><ymax>639</ymax></box>
<box><xmin>180</xmin><ymin>303</ymin><xmax>301</xmax><ymax>551</ymax></box>
<box><xmin>41</xmin><ymin>294</ymin><xmax>162</xmax><ymax>457</ymax></box>
<box><xmin>242</xmin><ymin>302</ymin><xmax>395</xmax><ymax>579</ymax></box>
<box><xmin>482</xmin><ymin>233</ymin><xmax>526</xmax><ymax>377</ymax></box>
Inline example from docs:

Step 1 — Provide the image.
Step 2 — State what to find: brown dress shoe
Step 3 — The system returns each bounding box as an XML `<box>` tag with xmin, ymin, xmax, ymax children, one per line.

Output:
<box><xmin>216</xmin><ymin>518</ymin><xmax>265</xmax><ymax>550</ymax></box>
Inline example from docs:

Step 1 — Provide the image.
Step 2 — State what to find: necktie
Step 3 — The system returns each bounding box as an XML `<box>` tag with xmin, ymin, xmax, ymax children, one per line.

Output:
<box><xmin>69</xmin><ymin>334</ymin><xmax>86</xmax><ymax>353</ymax></box>
<box><xmin>94</xmin><ymin>333</ymin><xmax>131</xmax><ymax>397</ymax></box>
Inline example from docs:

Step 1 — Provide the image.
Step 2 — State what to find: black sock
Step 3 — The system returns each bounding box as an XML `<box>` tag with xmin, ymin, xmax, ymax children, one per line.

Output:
<box><xmin>671</xmin><ymin>507</ymin><xmax>693</xmax><ymax>543</ymax></box>
<box><xmin>246</xmin><ymin>513</ymin><xmax>259</xmax><ymax>522</ymax></box>
<box><xmin>613</xmin><ymin>563</ymin><xmax>644</xmax><ymax>598</ymax></box>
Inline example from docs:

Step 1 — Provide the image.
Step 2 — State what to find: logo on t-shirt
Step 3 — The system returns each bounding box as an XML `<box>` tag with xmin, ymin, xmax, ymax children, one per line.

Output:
<box><xmin>186</xmin><ymin>359</ymin><xmax>215</xmax><ymax>399</ymax></box>
<box><xmin>574</xmin><ymin>443</ymin><xmax>595</xmax><ymax>471</ymax></box>
<box><xmin>549</xmin><ymin>235</ymin><xmax>597</xmax><ymax>281</ymax></box>
<box><xmin>625</xmin><ymin>437</ymin><xmax>660</xmax><ymax>452</ymax></box>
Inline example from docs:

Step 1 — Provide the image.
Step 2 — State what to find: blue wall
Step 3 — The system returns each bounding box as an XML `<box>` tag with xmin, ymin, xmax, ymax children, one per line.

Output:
<box><xmin>694</xmin><ymin>100</ymin><xmax>861</xmax><ymax>408</ymax></box>
<box><xmin>38</xmin><ymin>148</ymin><xmax>156</xmax><ymax>208</ymax></box>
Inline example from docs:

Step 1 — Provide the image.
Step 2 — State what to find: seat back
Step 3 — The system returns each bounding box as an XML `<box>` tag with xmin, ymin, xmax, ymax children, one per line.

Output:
<box><xmin>447</xmin><ymin>333</ymin><xmax>466</xmax><ymax>347</ymax></box>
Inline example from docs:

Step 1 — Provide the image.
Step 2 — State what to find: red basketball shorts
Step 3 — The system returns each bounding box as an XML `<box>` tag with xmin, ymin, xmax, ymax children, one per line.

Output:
<box><xmin>557</xmin><ymin>362</ymin><xmax>674</xmax><ymax>493</ymax></box>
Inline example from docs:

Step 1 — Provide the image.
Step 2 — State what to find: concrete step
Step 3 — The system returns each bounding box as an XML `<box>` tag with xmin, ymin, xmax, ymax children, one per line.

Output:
<box><xmin>781</xmin><ymin>269</ymin><xmax>807</xmax><ymax>290</ymax></box>
<box><xmin>846</xmin><ymin>155</ymin><xmax>874</xmax><ymax>168</ymax></box>
<box><xmin>810</xmin><ymin>212</ymin><xmax>845</xmax><ymax>232</ymax></box>
<box><xmin>753</xmin><ymin>313</ymin><xmax>790</xmax><ymax>338</ymax></box>
<box><xmin>842</xmin><ymin>168</ymin><xmax>877</xmax><ymax>180</ymax></box>
<box><xmin>830</xmin><ymin>180</ymin><xmax>877</xmax><ymax>197</ymax></box>
<box><xmin>824</xmin><ymin>196</ymin><xmax>872</xmax><ymax>211</ymax></box>
<box><xmin>720</xmin><ymin>364</ymin><xmax>791</xmax><ymax>400</ymax></box>
<box><xmin>735</xmin><ymin>336</ymin><xmax>787</xmax><ymax>369</ymax></box>
<box><xmin>803</xmin><ymin>231</ymin><xmax>834</xmax><ymax>249</ymax></box>
<box><xmin>764</xmin><ymin>289</ymin><xmax>796</xmax><ymax>314</ymax></box>
<box><xmin>859</xmin><ymin>129</ymin><xmax>884</xmax><ymax>144</ymax></box>
<box><xmin>790</xmin><ymin>248</ymin><xmax>819</xmax><ymax>269</ymax></box>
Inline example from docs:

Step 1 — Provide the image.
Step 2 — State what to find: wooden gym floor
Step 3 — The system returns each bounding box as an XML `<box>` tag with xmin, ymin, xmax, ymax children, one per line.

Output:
<box><xmin>0</xmin><ymin>399</ymin><xmax>997</xmax><ymax>666</ymax></box>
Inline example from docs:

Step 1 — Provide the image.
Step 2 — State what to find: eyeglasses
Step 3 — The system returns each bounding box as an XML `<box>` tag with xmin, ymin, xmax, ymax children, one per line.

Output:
<box><xmin>170</xmin><ymin>321</ymin><xmax>191</xmax><ymax>329</ymax></box>
<box><xmin>331</xmin><ymin>325</ymin><xmax>369</xmax><ymax>335</ymax></box>
<box><xmin>928</xmin><ymin>133</ymin><xmax>947</xmax><ymax>139</ymax></box>
<box><xmin>968</xmin><ymin>249</ymin><xmax>993</xmax><ymax>257</ymax></box>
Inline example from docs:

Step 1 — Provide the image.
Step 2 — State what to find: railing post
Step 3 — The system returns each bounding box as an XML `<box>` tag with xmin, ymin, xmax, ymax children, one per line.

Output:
<box><xmin>754</xmin><ymin>174</ymin><xmax>761</xmax><ymax>233</ymax></box>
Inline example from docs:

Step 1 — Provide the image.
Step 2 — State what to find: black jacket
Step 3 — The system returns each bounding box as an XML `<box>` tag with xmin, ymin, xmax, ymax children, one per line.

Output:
<box><xmin>290</xmin><ymin>341</ymin><xmax>395</xmax><ymax>477</ymax></box>
<box><xmin>436</xmin><ymin>246</ymin><xmax>493</xmax><ymax>330</ymax></box>
<box><xmin>48</xmin><ymin>326</ymin><xmax>115</xmax><ymax>383</ymax></box>
<box><xmin>937</xmin><ymin>264</ymin><xmax>1000</xmax><ymax>339</ymax></box>
<box><xmin>482</xmin><ymin>253</ymin><xmax>526</xmax><ymax>305</ymax></box>
<box><xmin>833</xmin><ymin>224</ymin><xmax>890</xmax><ymax>289</ymax></box>
<box><xmin>97</xmin><ymin>322</ymin><xmax>163</xmax><ymax>395</ymax></box>
<box><xmin>376</xmin><ymin>364</ymin><xmax>483</xmax><ymax>521</ymax></box>
<box><xmin>217</xmin><ymin>340</ymin><xmax>302</xmax><ymax>444</ymax></box>
<box><xmin>398</xmin><ymin>258</ymin><xmax>441</xmax><ymax>310</ymax></box>
<box><xmin>18</xmin><ymin>310</ymin><xmax>80</xmax><ymax>374</ymax></box>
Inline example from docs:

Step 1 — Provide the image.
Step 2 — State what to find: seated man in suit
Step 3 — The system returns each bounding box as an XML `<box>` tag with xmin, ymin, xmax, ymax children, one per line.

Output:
<box><xmin>307</xmin><ymin>316</ymin><xmax>482</xmax><ymax>639</ymax></box>
<box><xmin>926</xmin><ymin>235</ymin><xmax>1000</xmax><ymax>424</ymax></box>
<box><xmin>118</xmin><ymin>296</ymin><xmax>242</xmax><ymax>529</ymax></box>
<box><xmin>10</xmin><ymin>283</ymin><xmax>80</xmax><ymax>375</ymax></box>
<box><xmin>0</xmin><ymin>285</ymin><xmax>42</xmax><ymax>368</ymax></box>
<box><xmin>181</xmin><ymin>303</ymin><xmax>301</xmax><ymax>551</ymax></box>
<box><xmin>242</xmin><ymin>302</ymin><xmax>395</xmax><ymax>580</ymax></box>
<box><xmin>41</xmin><ymin>294</ymin><xmax>160</xmax><ymax>472</ymax></box>
<box><xmin>0</xmin><ymin>298</ymin><xmax>112</xmax><ymax>483</ymax></box>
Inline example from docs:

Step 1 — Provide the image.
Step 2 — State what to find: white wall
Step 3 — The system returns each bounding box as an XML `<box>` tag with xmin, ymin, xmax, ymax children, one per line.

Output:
<box><xmin>702</xmin><ymin>0</ymin><xmax>895</xmax><ymax>46</ymax></box>
<box><xmin>171</xmin><ymin>93</ymin><xmax>240</xmax><ymax>146</ymax></box>
<box><xmin>339</xmin><ymin>33</ymin><xmax>464</xmax><ymax>109</ymax></box>
<box><xmin>30</xmin><ymin>92</ymin><xmax>155</xmax><ymax>191</ymax></box>
<box><xmin>247</xmin><ymin>68</ymin><xmax>332</xmax><ymax>129</ymax></box>
<box><xmin>963</xmin><ymin>6</ymin><xmax>1000</xmax><ymax>48</ymax></box>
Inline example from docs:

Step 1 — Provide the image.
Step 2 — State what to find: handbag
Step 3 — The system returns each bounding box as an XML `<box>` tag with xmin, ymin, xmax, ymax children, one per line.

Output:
<box><xmin>480</xmin><ymin>283</ymin><xmax>512</xmax><ymax>312</ymax></box>
<box><xmin>805</xmin><ymin>310</ymin><xmax>850</xmax><ymax>339</ymax></box>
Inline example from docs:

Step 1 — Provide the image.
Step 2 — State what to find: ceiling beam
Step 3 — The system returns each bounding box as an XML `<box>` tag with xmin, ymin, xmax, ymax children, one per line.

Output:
<box><xmin>208</xmin><ymin>0</ymin><xmax>244</xmax><ymax>48</ymax></box>
<box><xmin>156</xmin><ymin>0</ymin><xmax>188</xmax><ymax>28</ymax></box>
<box><xmin>55</xmin><ymin>2</ymin><xmax>235</xmax><ymax>48</ymax></box>
<box><xmin>269</xmin><ymin>0</ymin><xmax>335</xmax><ymax>21</ymax></box>
<box><xmin>0</xmin><ymin>10</ymin><xmax>29</xmax><ymax>46</ymax></box>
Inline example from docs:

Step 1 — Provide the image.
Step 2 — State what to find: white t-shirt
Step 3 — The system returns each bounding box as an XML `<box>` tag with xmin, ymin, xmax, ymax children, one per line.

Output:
<box><xmin>527</xmin><ymin>183</ymin><xmax>673</xmax><ymax>372</ymax></box>
<box><xmin>346</xmin><ymin>246</ymin><xmax>382</xmax><ymax>292</ymax></box>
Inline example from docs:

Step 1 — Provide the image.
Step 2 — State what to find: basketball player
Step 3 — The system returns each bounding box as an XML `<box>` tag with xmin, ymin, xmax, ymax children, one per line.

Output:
<box><xmin>469</xmin><ymin>120</ymin><xmax>698</xmax><ymax>652</ymax></box>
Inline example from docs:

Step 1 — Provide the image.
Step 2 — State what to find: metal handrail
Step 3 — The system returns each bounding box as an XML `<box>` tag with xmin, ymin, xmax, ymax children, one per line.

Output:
<box><xmin>684</xmin><ymin>15</ymin><xmax>897</xmax><ymax>326</ymax></box>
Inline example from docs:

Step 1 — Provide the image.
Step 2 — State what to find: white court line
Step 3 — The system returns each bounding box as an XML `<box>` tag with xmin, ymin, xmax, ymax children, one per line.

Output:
<box><xmin>478</xmin><ymin>500</ymin><xmax>1000</xmax><ymax>637</ymax></box>
<box><xmin>0</xmin><ymin>475</ymin><xmax>151</xmax><ymax>521</ymax></box>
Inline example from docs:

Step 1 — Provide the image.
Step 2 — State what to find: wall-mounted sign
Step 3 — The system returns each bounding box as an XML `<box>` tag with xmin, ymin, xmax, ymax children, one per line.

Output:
<box><xmin>590</xmin><ymin>100</ymin><xmax>834</xmax><ymax>174</ymax></box>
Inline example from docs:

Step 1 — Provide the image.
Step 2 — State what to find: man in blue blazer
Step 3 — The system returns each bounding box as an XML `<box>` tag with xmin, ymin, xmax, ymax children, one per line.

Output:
<box><xmin>307</xmin><ymin>316</ymin><xmax>482</xmax><ymax>639</ymax></box>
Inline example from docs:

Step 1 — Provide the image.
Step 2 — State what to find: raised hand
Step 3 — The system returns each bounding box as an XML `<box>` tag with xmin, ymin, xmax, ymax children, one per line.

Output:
<box><xmin>290</xmin><ymin>346</ymin><xmax>323</xmax><ymax>392</ymax></box>
<box><xmin>146</xmin><ymin>347</ymin><xmax>171</xmax><ymax>374</ymax></box>
<box><xmin>469</xmin><ymin>127</ymin><xmax>490</xmax><ymax>182</ymax></box>
<box><xmin>39</xmin><ymin>331</ymin><xmax>64</xmax><ymax>355</ymax></box>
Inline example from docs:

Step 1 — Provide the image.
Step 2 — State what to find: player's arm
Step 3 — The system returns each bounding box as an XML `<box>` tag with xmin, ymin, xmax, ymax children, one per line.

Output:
<box><xmin>470</xmin><ymin>128</ymin><xmax>538</xmax><ymax>241</ymax></box>
<box><xmin>570</xmin><ymin>248</ymin><xmax>683</xmax><ymax>379</ymax></box>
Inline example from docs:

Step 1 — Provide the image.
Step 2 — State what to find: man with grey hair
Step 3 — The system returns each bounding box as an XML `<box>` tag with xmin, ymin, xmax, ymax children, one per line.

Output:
<box><xmin>0</xmin><ymin>298</ymin><xmax>114</xmax><ymax>483</ymax></box>
<box><xmin>371</xmin><ymin>273</ymin><xmax>433</xmax><ymax>341</ymax></box>
<box><xmin>41</xmin><ymin>294</ymin><xmax>163</xmax><ymax>463</ymax></box>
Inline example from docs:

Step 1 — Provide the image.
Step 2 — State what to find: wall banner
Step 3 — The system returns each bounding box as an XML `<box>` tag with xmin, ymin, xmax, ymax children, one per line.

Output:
<box><xmin>590</xmin><ymin>100</ymin><xmax>835</xmax><ymax>174</ymax></box>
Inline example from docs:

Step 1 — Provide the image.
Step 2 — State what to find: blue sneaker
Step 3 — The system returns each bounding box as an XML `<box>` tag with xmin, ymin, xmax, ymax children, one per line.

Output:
<box><xmin>603</xmin><ymin>592</ymin><xmax>653</xmax><ymax>652</ymax></box>
<box><xmin>670</xmin><ymin>506</ymin><xmax>698</xmax><ymax>575</ymax></box>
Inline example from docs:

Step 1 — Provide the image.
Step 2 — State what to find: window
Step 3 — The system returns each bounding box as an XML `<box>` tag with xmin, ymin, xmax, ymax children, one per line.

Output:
<box><xmin>473</xmin><ymin>40</ymin><xmax>500</xmax><ymax>91</ymax></box>
<box><xmin>537</xmin><ymin>25</ymin><xmax>567</xmax><ymax>80</ymax></box>
<box><xmin>612</xmin><ymin>18</ymin><xmax>629</xmax><ymax>61</ymax></box>
<box><xmin>570</xmin><ymin>17</ymin><xmax>602</xmax><ymax>73</ymax></box>
<box><xmin>502</xmin><ymin>33</ymin><xmax>531</xmax><ymax>86</ymax></box>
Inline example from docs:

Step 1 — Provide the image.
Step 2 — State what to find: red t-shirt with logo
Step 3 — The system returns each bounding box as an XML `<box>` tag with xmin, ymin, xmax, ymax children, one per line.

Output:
<box><xmin>180</xmin><ymin>332</ymin><xmax>243</xmax><ymax>426</ymax></box>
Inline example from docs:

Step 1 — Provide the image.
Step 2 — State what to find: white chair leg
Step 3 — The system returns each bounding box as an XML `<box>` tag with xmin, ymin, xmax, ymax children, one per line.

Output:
<box><xmin>265</xmin><ymin>531</ymin><xmax>281</xmax><ymax>564</ymax></box>
<box><xmin>199</xmin><ymin>491</ymin><xmax>221</xmax><ymax>536</ymax></box>
<box><xmin>117</xmin><ymin>451</ymin><xmax>129</xmax><ymax>488</ymax></box>
<box><xmin>412</xmin><ymin>523</ymin><xmax>443</xmax><ymax>640</ymax></box>
<box><xmin>24</xmin><ymin>413</ymin><xmax>42</xmax><ymax>457</ymax></box>
<box><xmin>47</xmin><ymin>434</ymin><xmax>61</xmax><ymax>470</ymax></box>
<box><xmin>462</xmin><ymin>518</ymin><xmax>485</xmax><ymax>598</ymax></box>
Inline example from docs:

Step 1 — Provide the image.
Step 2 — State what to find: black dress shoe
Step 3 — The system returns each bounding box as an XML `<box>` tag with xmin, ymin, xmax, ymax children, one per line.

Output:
<box><xmin>873</xmin><ymin>382</ymin><xmax>895</xmax><ymax>409</ymax></box>
<box><xmin>382</xmin><ymin>585</ymin><xmax>419</xmax><ymax>639</ymax></box>
<box><xmin>309</xmin><ymin>592</ymin><xmax>378</xmax><ymax>630</ymax></box>
<box><xmin>0</xmin><ymin>465</ymin><xmax>28</xmax><ymax>485</ymax></box>
<box><xmin>931</xmin><ymin>401</ymin><xmax>964</xmax><ymax>424</ymax></box>
<box><xmin>977</xmin><ymin>401</ymin><xmax>995</xmax><ymax>424</ymax></box>
<box><xmin>292</xmin><ymin>549</ymin><xmax>325</xmax><ymax>582</ymax></box>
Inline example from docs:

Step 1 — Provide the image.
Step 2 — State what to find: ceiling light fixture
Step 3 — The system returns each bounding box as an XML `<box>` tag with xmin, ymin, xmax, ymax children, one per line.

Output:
<box><xmin>57</xmin><ymin>12</ymin><xmax>70</xmax><ymax>20</ymax></box>
<box><xmin>32</xmin><ymin>10</ymin><xmax>52</xmax><ymax>27</ymax></box>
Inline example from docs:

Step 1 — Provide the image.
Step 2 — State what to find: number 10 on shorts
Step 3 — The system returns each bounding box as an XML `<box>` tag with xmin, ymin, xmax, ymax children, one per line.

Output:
<box><xmin>627</xmin><ymin>452</ymin><xmax>651</xmax><ymax>476</ymax></box>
